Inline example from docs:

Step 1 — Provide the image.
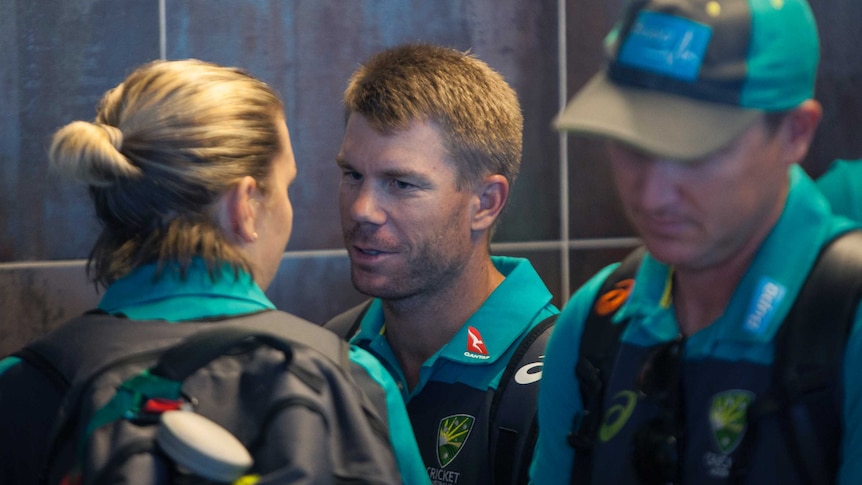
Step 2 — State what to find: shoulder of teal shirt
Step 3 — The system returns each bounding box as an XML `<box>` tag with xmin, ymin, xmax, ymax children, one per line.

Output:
<box><xmin>816</xmin><ymin>159</ymin><xmax>862</xmax><ymax>222</ymax></box>
<box><xmin>0</xmin><ymin>356</ymin><xmax>22</xmax><ymax>379</ymax></box>
<box><xmin>348</xmin><ymin>346</ymin><xmax>430</xmax><ymax>484</ymax></box>
<box><xmin>530</xmin><ymin>263</ymin><xmax>619</xmax><ymax>485</ymax></box>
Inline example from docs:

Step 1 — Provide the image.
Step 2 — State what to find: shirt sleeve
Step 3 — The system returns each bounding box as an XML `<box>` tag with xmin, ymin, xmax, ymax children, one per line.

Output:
<box><xmin>349</xmin><ymin>346</ymin><xmax>431</xmax><ymax>485</ymax></box>
<box><xmin>530</xmin><ymin>265</ymin><xmax>617</xmax><ymax>485</ymax></box>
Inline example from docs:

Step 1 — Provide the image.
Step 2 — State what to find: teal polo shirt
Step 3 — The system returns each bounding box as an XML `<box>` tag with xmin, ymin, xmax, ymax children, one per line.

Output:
<box><xmin>532</xmin><ymin>166</ymin><xmax>862</xmax><ymax>485</ymax></box>
<box><xmin>351</xmin><ymin>256</ymin><xmax>559</xmax><ymax>399</ymax></box>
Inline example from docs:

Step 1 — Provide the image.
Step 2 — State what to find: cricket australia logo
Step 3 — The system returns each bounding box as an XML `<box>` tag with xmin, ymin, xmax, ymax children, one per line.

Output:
<box><xmin>437</xmin><ymin>414</ymin><xmax>475</xmax><ymax>468</ymax></box>
<box><xmin>704</xmin><ymin>390</ymin><xmax>754</xmax><ymax>478</ymax></box>
<box><xmin>710</xmin><ymin>390</ymin><xmax>753</xmax><ymax>453</ymax></box>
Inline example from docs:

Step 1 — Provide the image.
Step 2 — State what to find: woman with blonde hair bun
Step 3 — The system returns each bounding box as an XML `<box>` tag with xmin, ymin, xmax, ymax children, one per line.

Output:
<box><xmin>50</xmin><ymin>59</ymin><xmax>290</xmax><ymax>288</ymax></box>
<box><xmin>0</xmin><ymin>59</ymin><xmax>427</xmax><ymax>484</ymax></box>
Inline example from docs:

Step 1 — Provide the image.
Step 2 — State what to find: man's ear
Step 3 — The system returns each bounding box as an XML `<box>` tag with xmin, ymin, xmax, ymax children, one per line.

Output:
<box><xmin>471</xmin><ymin>174</ymin><xmax>509</xmax><ymax>232</ymax></box>
<box><xmin>781</xmin><ymin>99</ymin><xmax>822</xmax><ymax>166</ymax></box>
<box><xmin>216</xmin><ymin>175</ymin><xmax>260</xmax><ymax>244</ymax></box>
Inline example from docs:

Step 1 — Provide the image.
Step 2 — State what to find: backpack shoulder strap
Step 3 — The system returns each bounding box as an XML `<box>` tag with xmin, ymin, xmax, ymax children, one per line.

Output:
<box><xmin>243</xmin><ymin>310</ymin><xmax>392</xmax><ymax>425</ymax></box>
<box><xmin>740</xmin><ymin>230</ymin><xmax>862</xmax><ymax>483</ymax></box>
<box><xmin>489</xmin><ymin>313</ymin><xmax>557</xmax><ymax>485</ymax></box>
<box><xmin>17</xmin><ymin>311</ymin><xmax>203</xmax><ymax>385</ymax></box>
<box><xmin>780</xmin><ymin>230</ymin><xmax>862</xmax><ymax>369</ymax></box>
<box><xmin>241</xmin><ymin>310</ymin><xmax>350</xmax><ymax>365</ymax></box>
<box><xmin>227</xmin><ymin>312</ymin><xmax>395</xmax><ymax>468</ymax></box>
<box><xmin>569</xmin><ymin>246</ymin><xmax>645</xmax><ymax>485</ymax></box>
<box><xmin>325</xmin><ymin>300</ymin><xmax>373</xmax><ymax>341</ymax></box>
<box><xmin>12</xmin><ymin>346</ymin><xmax>72</xmax><ymax>393</ymax></box>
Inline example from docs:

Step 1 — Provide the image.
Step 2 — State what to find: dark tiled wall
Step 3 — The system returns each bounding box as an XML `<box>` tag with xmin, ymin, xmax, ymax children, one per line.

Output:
<box><xmin>2</xmin><ymin>0</ymin><xmax>860</xmax><ymax>355</ymax></box>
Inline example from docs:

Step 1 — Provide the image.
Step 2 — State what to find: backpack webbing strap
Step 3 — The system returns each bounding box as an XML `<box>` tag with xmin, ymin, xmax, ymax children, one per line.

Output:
<box><xmin>568</xmin><ymin>247</ymin><xmax>645</xmax><ymax>485</ymax></box>
<box><xmin>736</xmin><ymin>230</ymin><xmax>862</xmax><ymax>484</ymax></box>
<box><xmin>490</xmin><ymin>314</ymin><xmax>557</xmax><ymax>485</ymax></box>
<box><xmin>325</xmin><ymin>300</ymin><xmax>373</xmax><ymax>341</ymax></box>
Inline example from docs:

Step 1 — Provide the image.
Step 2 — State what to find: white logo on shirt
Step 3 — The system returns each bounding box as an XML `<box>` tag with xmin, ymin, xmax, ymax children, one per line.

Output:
<box><xmin>514</xmin><ymin>356</ymin><xmax>544</xmax><ymax>385</ymax></box>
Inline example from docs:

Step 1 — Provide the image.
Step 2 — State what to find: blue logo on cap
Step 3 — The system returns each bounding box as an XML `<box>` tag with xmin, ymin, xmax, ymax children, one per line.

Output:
<box><xmin>618</xmin><ymin>11</ymin><xmax>712</xmax><ymax>81</ymax></box>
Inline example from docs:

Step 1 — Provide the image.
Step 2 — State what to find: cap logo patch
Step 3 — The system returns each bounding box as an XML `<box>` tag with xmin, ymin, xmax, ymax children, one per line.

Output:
<box><xmin>466</xmin><ymin>326</ymin><xmax>489</xmax><ymax>355</ymax></box>
<box><xmin>619</xmin><ymin>11</ymin><xmax>713</xmax><ymax>81</ymax></box>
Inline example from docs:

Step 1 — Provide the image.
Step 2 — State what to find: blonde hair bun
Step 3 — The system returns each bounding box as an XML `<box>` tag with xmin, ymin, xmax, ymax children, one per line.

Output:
<box><xmin>49</xmin><ymin>120</ymin><xmax>140</xmax><ymax>187</ymax></box>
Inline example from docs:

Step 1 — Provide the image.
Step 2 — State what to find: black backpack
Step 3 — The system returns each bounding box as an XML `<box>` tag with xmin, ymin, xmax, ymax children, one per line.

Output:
<box><xmin>11</xmin><ymin>310</ymin><xmax>402</xmax><ymax>485</ymax></box>
<box><xmin>569</xmin><ymin>230</ymin><xmax>862</xmax><ymax>485</ymax></box>
<box><xmin>326</xmin><ymin>304</ymin><xmax>555</xmax><ymax>485</ymax></box>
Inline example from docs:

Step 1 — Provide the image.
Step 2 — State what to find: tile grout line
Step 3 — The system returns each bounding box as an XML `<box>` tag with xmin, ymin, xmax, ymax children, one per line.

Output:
<box><xmin>0</xmin><ymin>238</ymin><xmax>641</xmax><ymax>270</ymax></box>
<box><xmin>159</xmin><ymin>0</ymin><xmax>166</xmax><ymax>60</ymax></box>
<box><xmin>558</xmin><ymin>0</ymin><xmax>571</xmax><ymax>305</ymax></box>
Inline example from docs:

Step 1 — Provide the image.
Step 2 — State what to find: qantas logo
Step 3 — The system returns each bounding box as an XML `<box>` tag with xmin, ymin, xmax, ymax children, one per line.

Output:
<box><xmin>466</xmin><ymin>326</ymin><xmax>488</xmax><ymax>354</ymax></box>
<box><xmin>464</xmin><ymin>326</ymin><xmax>490</xmax><ymax>360</ymax></box>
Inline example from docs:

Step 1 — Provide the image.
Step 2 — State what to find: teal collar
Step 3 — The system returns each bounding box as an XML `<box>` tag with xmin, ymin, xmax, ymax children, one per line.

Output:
<box><xmin>353</xmin><ymin>256</ymin><xmax>557</xmax><ymax>368</ymax></box>
<box><xmin>435</xmin><ymin>256</ymin><xmax>556</xmax><ymax>365</ymax></box>
<box><xmin>98</xmin><ymin>258</ymin><xmax>275</xmax><ymax>321</ymax></box>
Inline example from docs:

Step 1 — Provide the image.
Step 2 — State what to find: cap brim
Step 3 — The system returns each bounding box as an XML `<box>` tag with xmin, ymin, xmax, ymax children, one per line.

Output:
<box><xmin>554</xmin><ymin>72</ymin><xmax>763</xmax><ymax>161</ymax></box>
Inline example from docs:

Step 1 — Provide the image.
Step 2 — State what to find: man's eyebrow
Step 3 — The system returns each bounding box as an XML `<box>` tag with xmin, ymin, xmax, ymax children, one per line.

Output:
<box><xmin>381</xmin><ymin>167</ymin><xmax>422</xmax><ymax>179</ymax></box>
<box><xmin>336</xmin><ymin>158</ymin><xmax>420</xmax><ymax>177</ymax></box>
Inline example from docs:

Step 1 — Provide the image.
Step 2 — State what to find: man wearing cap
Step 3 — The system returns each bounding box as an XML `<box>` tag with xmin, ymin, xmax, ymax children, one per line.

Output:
<box><xmin>531</xmin><ymin>0</ymin><xmax>862</xmax><ymax>483</ymax></box>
